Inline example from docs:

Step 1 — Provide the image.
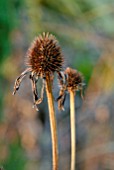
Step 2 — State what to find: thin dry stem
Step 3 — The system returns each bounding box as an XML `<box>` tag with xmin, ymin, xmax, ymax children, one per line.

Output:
<box><xmin>70</xmin><ymin>90</ymin><xmax>76</xmax><ymax>170</ymax></box>
<box><xmin>45</xmin><ymin>74</ymin><xmax>58</xmax><ymax>170</ymax></box>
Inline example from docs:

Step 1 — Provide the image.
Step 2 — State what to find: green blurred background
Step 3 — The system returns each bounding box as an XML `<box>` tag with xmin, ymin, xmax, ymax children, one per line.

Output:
<box><xmin>0</xmin><ymin>0</ymin><xmax>114</xmax><ymax>170</ymax></box>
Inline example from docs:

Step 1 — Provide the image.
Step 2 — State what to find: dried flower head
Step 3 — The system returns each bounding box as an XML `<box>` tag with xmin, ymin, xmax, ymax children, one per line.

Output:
<box><xmin>57</xmin><ymin>67</ymin><xmax>84</xmax><ymax>110</ymax></box>
<box><xmin>13</xmin><ymin>32</ymin><xmax>64</xmax><ymax>110</ymax></box>
<box><xmin>26</xmin><ymin>32</ymin><xmax>63</xmax><ymax>77</ymax></box>
<box><xmin>65</xmin><ymin>67</ymin><xmax>83</xmax><ymax>91</ymax></box>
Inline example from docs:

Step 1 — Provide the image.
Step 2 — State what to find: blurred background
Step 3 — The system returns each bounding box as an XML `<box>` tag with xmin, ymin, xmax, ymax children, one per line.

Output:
<box><xmin>0</xmin><ymin>0</ymin><xmax>114</xmax><ymax>170</ymax></box>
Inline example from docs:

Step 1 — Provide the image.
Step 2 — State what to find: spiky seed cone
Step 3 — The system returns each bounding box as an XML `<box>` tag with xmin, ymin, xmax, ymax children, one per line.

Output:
<box><xmin>57</xmin><ymin>67</ymin><xmax>84</xmax><ymax>111</ymax></box>
<box><xmin>65</xmin><ymin>67</ymin><xmax>83</xmax><ymax>91</ymax></box>
<box><xmin>26</xmin><ymin>32</ymin><xmax>64</xmax><ymax>78</ymax></box>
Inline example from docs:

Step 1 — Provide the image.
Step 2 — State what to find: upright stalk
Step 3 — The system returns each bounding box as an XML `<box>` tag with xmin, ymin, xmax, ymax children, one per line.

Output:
<box><xmin>45</xmin><ymin>74</ymin><xmax>58</xmax><ymax>170</ymax></box>
<box><xmin>57</xmin><ymin>67</ymin><xmax>83</xmax><ymax>170</ymax></box>
<box><xmin>70</xmin><ymin>90</ymin><xmax>76</xmax><ymax>170</ymax></box>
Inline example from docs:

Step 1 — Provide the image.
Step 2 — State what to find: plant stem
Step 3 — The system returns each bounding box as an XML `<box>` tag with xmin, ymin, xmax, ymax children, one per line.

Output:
<box><xmin>70</xmin><ymin>90</ymin><xmax>76</xmax><ymax>170</ymax></box>
<box><xmin>45</xmin><ymin>74</ymin><xmax>58</xmax><ymax>170</ymax></box>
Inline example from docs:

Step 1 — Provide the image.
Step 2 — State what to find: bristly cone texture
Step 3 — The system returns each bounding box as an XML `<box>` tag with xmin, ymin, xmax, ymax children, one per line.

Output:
<box><xmin>26</xmin><ymin>32</ymin><xmax>64</xmax><ymax>78</ymax></box>
<box><xmin>65</xmin><ymin>67</ymin><xmax>83</xmax><ymax>91</ymax></box>
<box><xmin>57</xmin><ymin>67</ymin><xmax>84</xmax><ymax>111</ymax></box>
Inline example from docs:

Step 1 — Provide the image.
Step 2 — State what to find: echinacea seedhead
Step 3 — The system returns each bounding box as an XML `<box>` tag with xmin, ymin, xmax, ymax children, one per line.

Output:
<box><xmin>65</xmin><ymin>67</ymin><xmax>83</xmax><ymax>91</ymax></box>
<box><xmin>13</xmin><ymin>32</ymin><xmax>64</xmax><ymax>110</ymax></box>
<box><xmin>57</xmin><ymin>67</ymin><xmax>84</xmax><ymax>111</ymax></box>
<box><xmin>26</xmin><ymin>32</ymin><xmax>64</xmax><ymax>77</ymax></box>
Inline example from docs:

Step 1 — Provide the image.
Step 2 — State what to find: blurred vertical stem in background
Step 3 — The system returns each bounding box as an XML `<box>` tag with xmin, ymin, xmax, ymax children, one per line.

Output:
<box><xmin>24</xmin><ymin>0</ymin><xmax>42</xmax><ymax>37</ymax></box>
<box><xmin>45</xmin><ymin>74</ymin><xmax>58</xmax><ymax>170</ymax></box>
<box><xmin>70</xmin><ymin>90</ymin><xmax>76</xmax><ymax>170</ymax></box>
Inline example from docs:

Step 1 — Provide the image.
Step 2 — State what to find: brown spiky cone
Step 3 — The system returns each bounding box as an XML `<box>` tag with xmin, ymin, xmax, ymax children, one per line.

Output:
<box><xmin>65</xmin><ymin>67</ymin><xmax>83</xmax><ymax>92</ymax></box>
<box><xmin>13</xmin><ymin>32</ymin><xmax>64</xmax><ymax>95</ymax></box>
<box><xmin>13</xmin><ymin>32</ymin><xmax>64</xmax><ymax>170</ymax></box>
<box><xmin>57</xmin><ymin>67</ymin><xmax>84</xmax><ymax>111</ymax></box>
<box><xmin>57</xmin><ymin>67</ymin><xmax>84</xmax><ymax>170</ymax></box>
<box><xmin>26</xmin><ymin>32</ymin><xmax>63</xmax><ymax>77</ymax></box>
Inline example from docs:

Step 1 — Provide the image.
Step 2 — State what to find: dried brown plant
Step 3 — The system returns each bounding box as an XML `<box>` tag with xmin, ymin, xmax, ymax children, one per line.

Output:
<box><xmin>57</xmin><ymin>67</ymin><xmax>84</xmax><ymax>170</ymax></box>
<box><xmin>13</xmin><ymin>32</ymin><xmax>64</xmax><ymax>170</ymax></box>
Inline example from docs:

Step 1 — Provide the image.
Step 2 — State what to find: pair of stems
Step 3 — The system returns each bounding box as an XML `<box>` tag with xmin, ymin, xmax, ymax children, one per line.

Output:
<box><xmin>46</xmin><ymin>75</ymin><xmax>76</xmax><ymax>170</ymax></box>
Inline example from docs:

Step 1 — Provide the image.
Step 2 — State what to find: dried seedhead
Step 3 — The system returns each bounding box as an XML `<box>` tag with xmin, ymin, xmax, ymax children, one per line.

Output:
<box><xmin>65</xmin><ymin>67</ymin><xmax>84</xmax><ymax>91</ymax></box>
<box><xmin>57</xmin><ymin>67</ymin><xmax>84</xmax><ymax>111</ymax></box>
<box><xmin>26</xmin><ymin>32</ymin><xmax>64</xmax><ymax>77</ymax></box>
<box><xmin>13</xmin><ymin>32</ymin><xmax>64</xmax><ymax>110</ymax></box>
